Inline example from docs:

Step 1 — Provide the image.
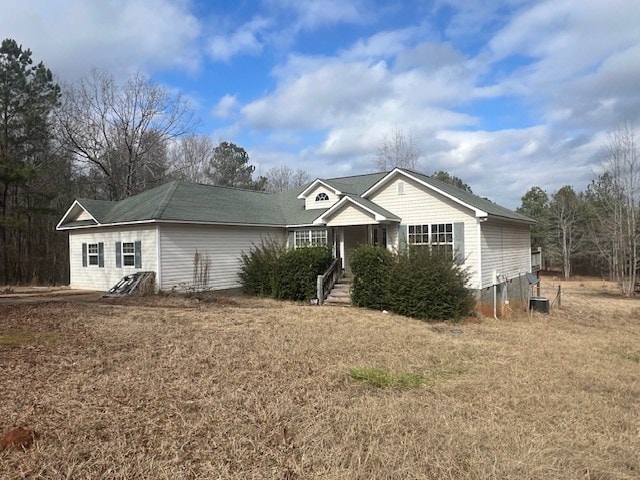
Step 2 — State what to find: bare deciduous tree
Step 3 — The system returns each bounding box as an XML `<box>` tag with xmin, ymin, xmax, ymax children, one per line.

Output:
<box><xmin>168</xmin><ymin>135</ymin><xmax>215</xmax><ymax>184</ymax></box>
<box><xmin>57</xmin><ymin>69</ymin><xmax>196</xmax><ymax>200</ymax></box>
<box><xmin>549</xmin><ymin>185</ymin><xmax>582</xmax><ymax>280</ymax></box>
<box><xmin>590</xmin><ymin>124</ymin><xmax>639</xmax><ymax>295</ymax></box>
<box><xmin>374</xmin><ymin>127</ymin><xmax>420</xmax><ymax>171</ymax></box>
<box><xmin>265</xmin><ymin>165</ymin><xmax>311</xmax><ymax>192</ymax></box>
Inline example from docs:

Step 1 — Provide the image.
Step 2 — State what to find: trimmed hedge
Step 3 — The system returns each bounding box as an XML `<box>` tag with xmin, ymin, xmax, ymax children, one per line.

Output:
<box><xmin>350</xmin><ymin>245</ymin><xmax>475</xmax><ymax>322</ymax></box>
<box><xmin>240</xmin><ymin>240</ymin><xmax>332</xmax><ymax>301</ymax></box>
<box><xmin>350</xmin><ymin>245</ymin><xmax>393</xmax><ymax>309</ymax></box>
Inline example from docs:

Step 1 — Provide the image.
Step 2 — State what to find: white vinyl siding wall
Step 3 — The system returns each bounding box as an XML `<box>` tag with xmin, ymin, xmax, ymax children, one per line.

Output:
<box><xmin>369</xmin><ymin>176</ymin><xmax>481</xmax><ymax>288</ymax></box>
<box><xmin>159</xmin><ymin>224</ymin><xmax>285</xmax><ymax>291</ymax></box>
<box><xmin>480</xmin><ymin>220</ymin><xmax>531</xmax><ymax>288</ymax></box>
<box><xmin>304</xmin><ymin>185</ymin><xmax>338</xmax><ymax>210</ymax></box>
<box><xmin>69</xmin><ymin>226</ymin><xmax>157</xmax><ymax>291</ymax></box>
<box><xmin>326</xmin><ymin>203</ymin><xmax>376</xmax><ymax>226</ymax></box>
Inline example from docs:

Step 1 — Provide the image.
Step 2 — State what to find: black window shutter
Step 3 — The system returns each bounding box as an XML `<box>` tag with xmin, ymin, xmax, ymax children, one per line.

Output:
<box><xmin>98</xmin><ymin>242</ymin><xmax>104</xmax><ymax>268</ymax></box>
<box><xmin>82</xmin><ymin>243</ymin><xmax>87</xmax><ymax>267</ymax></box>
<box><xmin>134</xmin><ymin>240</ymin><xmax>142</xmax><ymax>269</ymax></box>
<box><xmin>115</xmin><ymin>241</ymin><xmax>121</xmax><ymax>268</ymax></box>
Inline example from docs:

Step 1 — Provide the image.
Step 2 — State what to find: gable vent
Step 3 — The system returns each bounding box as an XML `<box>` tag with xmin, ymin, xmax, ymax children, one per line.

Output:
<box><xmin>397</xmin><ymin>181</ymin><xmax>405</xmax><ymax>195</ymax></box>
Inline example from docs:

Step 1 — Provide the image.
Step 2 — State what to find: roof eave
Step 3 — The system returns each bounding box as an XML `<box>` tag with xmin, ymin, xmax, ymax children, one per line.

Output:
<box><xmin>57</xmin><ymin>218</ymin><xmax>289</xmax><ymax>230</ymax></box>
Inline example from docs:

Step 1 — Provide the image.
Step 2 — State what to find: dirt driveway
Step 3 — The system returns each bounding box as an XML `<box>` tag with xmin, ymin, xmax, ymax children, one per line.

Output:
<box><xmin>0</xmin><ymin>288</ymin><xmax>103</xmax><ymax>305</ymax></box>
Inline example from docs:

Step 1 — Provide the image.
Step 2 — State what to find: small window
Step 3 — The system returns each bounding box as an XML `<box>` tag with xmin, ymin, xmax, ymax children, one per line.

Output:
<box><xmin>83</xmin><ymin>242</ymin><xmax>104</xmax><ymax>268</ymax></box>
<box><xmin>122</xmin><ymin>242</ymin><xmax>135</xmax><ymax>266</ymax></box>
<box><xmin>315</xmin><ymin>192</ymin><xmax>329</xmax><ymax>202</ymax></box>
<box><xmin>87</xmin><ymin>243</ymin><xmax>99</xmax><ymax>265</ymax></box>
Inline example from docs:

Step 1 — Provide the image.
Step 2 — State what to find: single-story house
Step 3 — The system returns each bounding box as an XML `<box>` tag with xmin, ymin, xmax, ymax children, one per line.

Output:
<box><xmin>57</xmin><ymin>168</ymin><xmax>535</xmax><ymax>308</ymax></box>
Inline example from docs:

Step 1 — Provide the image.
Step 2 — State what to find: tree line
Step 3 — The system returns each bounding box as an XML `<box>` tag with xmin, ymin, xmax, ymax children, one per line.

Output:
<box><xmin>0</xmin><ymin>39</ymin><xmax>311</xmax><ymax>285</ymax></box>
<box><xmin>517</xmin><ymin>124</ymin><xmax>639</xmax><ymax>296</ymax></box>
<box><xmin>2</xmin><ymin>38</ymin><xmax>638</xmax><ymax>295</ymax></box>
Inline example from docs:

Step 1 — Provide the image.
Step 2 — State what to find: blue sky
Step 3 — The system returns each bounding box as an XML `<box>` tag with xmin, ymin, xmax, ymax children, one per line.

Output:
<box><xmin>2</xmin><ymin>0</ymin><xmax>639</xmax><ymax>207</ymax></box>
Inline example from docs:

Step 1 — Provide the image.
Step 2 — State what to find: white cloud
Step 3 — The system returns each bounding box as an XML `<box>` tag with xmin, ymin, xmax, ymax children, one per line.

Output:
<box><xmin>483</xmin><ymin>0</ymin><xmax>640</xmax><ymax>125</ymax></box>
<box><xmin>0</xmin><ymin>0</ymin><xmax>201</xmax><ymax>81</ymax></box>
<box><xmin>208</xmin><ymin>16</ymin><xmax>272</xmax><ymax>62</ymax></box>
<box><xmin>242</xmin><ymin>60</ymin><xmax>391</xmax><ymax>129</ymax></box>
<box><xmin>267</xmin><ymin>0</ymin><xmax>374</xmax><ymax>30</ymax></box>
<box><xmin>212</xmin><ymin>94</ymin><xmax>239</xmax><ymax>119</ymax></box>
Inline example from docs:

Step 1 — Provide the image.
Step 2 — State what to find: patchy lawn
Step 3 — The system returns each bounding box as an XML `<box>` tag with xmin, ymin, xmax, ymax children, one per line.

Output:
<box><xmin>1</xmin><ymin>279</ymin><xmax>639</xmax><ymax>479</ymax></box>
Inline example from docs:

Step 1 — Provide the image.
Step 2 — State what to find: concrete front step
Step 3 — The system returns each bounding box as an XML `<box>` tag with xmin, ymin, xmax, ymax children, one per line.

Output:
<box><xmin>324</xmin><ymin>278</ymin><xmax>352</xmax><ymax>306</ymax></box>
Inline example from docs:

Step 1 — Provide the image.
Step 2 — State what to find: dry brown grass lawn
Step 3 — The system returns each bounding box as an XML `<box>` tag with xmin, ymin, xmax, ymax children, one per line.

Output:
<box><xmin>1</xmin><ymin>278</ymin><xmax>639</xmax><ymax>479</ymax></box>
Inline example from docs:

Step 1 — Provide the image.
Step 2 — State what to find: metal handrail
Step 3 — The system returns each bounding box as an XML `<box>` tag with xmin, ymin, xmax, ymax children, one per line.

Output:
<box><xmin>317</xmin><ymin>258</ymin><xmax>341</xmax><ymax>305</ymax></box>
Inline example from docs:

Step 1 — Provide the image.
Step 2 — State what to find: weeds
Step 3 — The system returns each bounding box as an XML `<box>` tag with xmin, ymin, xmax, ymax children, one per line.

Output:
<box><xmin>612</xmin><ymin>348</ymin><xmax>640</xmax><ymax>363</ymax></box>
<box><xmin>0</xmin><ymin>331</ymin><xmax>59</xmax><ymax>347</ymax></box>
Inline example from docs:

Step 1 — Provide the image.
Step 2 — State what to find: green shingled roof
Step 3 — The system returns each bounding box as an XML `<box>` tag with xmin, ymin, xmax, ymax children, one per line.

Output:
<box><xmin>59</xmin><ymin>169</ymin><xmax>532</xmax><ymax>229</ymax></box>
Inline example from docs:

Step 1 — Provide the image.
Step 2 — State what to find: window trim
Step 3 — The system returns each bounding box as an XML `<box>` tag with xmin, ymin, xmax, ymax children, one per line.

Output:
<box><xmin>122</xmin><ymin>242</ymin><xmax>135</xmax><ymax>266</ymax></box>
<box><xmin>82</xmin><ymin>242</ymin><xmax>104</xmax><ymax>268</ymax></box>
<box><xmin>87</xmin><ymin>243</ymin><xmax>99</xmax><ymax>266</ymax></box>
<box><xmin>315</xmin><ymin>192</ymin><xmax>330</xmax><ymax>202</ymax></box>
<box><xmin>294</xmin><ymin>229</ymin><xmax>328</xmax><ymax>248</ymax></box>
<box><xmin>115</xmin><ymin>240</ymin><xmax>142</xmax><ymax>268</ymax></box>
<box><xmin>407</xmin><ymin>223</ymin><xmax>454</xmax><ymax>256</ymax></box>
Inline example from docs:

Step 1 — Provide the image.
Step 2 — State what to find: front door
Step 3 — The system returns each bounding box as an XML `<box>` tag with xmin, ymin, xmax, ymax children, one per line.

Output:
<box><xmin>371</xmin><ymin>225</ymin><xmax>387</xmax><ymax>248</ymax></box>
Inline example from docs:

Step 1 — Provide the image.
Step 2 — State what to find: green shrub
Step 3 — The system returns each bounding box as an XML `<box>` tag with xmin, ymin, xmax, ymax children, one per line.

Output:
<box><xmin>350</xmin><ymin>245</ymin><xmax>393</xmax><ymax>309</ymax></box>
<box><xmin>274</xmin><ymin>246</ymin><xmax>333</xmax><ymax>301</ymax></box>
<box><xmin>389</xmin><ymin>247</ymin><xmax>475</xmax><ymax>321</ymax></box>
<box><xmin>240</xmin><ymin>241</ymin><xmax>332</xmax><ymax>301</ymax></box>
<box><xmin>239</xmin><ymin>239</ymin><xmax>285</xmax><ymax>297</ymax></box>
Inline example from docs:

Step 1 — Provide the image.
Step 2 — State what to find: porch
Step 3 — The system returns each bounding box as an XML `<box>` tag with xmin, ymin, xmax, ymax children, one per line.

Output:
<box><xmin>329</xmin><ymin>224</ymin><xmax>396</xmax><ymax>274</ymax></box>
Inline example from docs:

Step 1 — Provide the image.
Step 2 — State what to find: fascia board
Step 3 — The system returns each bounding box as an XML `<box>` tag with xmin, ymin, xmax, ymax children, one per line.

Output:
<box><xmin>363</xmin><ymin>169</ymin><xmax>487</xmax><ymax>217</ymax></box>
<box><xmin>297</xmin><ymin>179</ymin><xmax>342</xmax><ymax>199</ymax></box>
<box><xmin>55</xmin><ymin>200</ymin><xmax>99</xmax><ymax>230</ymax></box>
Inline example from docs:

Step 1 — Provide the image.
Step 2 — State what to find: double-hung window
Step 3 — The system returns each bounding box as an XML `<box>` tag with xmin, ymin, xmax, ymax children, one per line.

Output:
<box><xmin>116</xmin><ymin>240</ymin><xmax>142</xmax><ymax>268</ymax></box>
<box><xmin>122</xmin><ymin>242</ymin><xmax>136</xmax><ymax>266</ymax></box>
<box><xmin>408</xmin><ymin>224</ymin><xmax>429</xmax><ymax>245</ymax></box>
<box><xmin>294</xmin><ymin>229</ymin><xmax>328</xmax><ymax>248</ymax></box>
<box><xmin>430</xmin><ymin>223</ymin><xmax>453</xmax><ymax>256</ymax></box>
<box><xmin>82</xmin><ymin>242</ymin><xmax>104</xmax><ymax>268</ymax></box>
<box><xmin>87</xmin><ymin>243</ymin><xmax>99</xmax><ymax>265</ymax></box>
<box><xmin>407</xmin><ymin>223</ymin><xmax>456</xmax><ymax>258</ymax></box>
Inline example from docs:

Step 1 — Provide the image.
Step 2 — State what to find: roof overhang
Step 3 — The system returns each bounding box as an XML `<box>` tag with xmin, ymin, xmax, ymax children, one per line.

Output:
<box><xmin>362</xmin><ymin>168</ymin><xmax>489</xmax><ymax>219</ymax></box>
<box><xmin>57</xmin><ymin>218</ymin><xmax>289</xmax><ymax>231</ymax></box>
<box><xmin>313</xmin><ymin>195</ymin><xmax>400</xmax><ymax>225</ymax></box>
<box><xmin>297</xmin><ymin>179</ymin><xmax>342</xmax><ymax>199</ymax></box>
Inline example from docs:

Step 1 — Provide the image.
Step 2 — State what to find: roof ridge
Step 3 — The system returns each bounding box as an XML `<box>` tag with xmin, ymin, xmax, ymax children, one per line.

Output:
<box><xmin>152</xmin><ymin>180</ymin><xmax>181</xmax><ymax>219</ymax></box>
<box><xmin>190</xmin><ymin>181</ymin><xmax>274</xmax><ymax>195</ymax></box>
<box><xmin>321</xmin><ymin>171</ymin><xmax>389</xmax><ymax>181</ymax></box>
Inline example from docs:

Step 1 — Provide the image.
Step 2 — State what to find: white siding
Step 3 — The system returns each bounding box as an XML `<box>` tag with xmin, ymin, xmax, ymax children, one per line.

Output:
<box><xmin>304</xmin><ymin>185</ymin><xmax>339</xmax><ymax>210</ymax></box>
<box><xmin>481</xmin><ymin>220</ymin><xmax>531</xmax><ymax>288</ymax></box>
<box><xmin>326</xmin><ymin>203</ymin><xmax>376</xmax><ymax>226</ymax></box>
<box><xmin>369</xmin><ymin>176</ymin><xmax>481</xmax><ymax>288</ymax></box>
<box><xmin>159</xmin><ymin>224</ymin><xmax>285</xmax><ymax>291</ymax></box>
<box><xmin>69</xmin><ymin>226</ymin><xmax>157</xmax><ymax>291</ymax></box>
<box><xmin>76</xmin><ymin>209</ymin><xmax>93</xmax><ymax>221</ymax></box>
